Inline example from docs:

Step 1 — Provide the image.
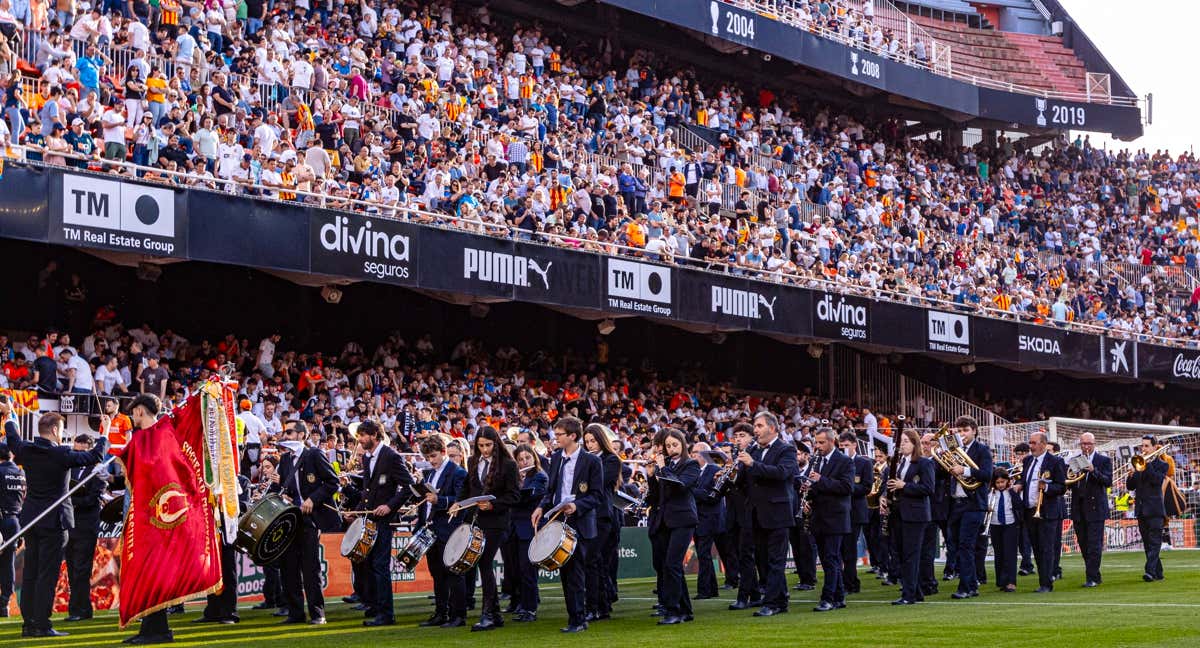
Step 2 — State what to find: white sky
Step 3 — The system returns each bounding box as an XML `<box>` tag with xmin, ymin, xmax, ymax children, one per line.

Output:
<box><xmin>1058</xmin><ymin>0</ymin><xmax>1195</xmax><ymax>153</ymax></box>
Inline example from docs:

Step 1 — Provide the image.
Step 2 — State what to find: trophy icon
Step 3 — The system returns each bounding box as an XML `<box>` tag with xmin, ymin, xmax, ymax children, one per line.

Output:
<box><xmin>711</xmin><ymin>1</ymin><xmax>720</xmax><ymax>35</ymax></box>
<box><xmin>1035</xmin><ymin>98</ymin><xmax>1047</xmax><ymax>127</ymax></box>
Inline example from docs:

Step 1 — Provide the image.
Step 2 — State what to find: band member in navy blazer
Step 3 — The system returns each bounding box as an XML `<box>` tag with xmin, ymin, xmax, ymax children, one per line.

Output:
<box><xmin>883</xmin><ymin>428</ymin><xmax>934</xmax><ymax>605</ymax></box>
<box><xmin>690</xmin><ymin>442</ymin><xmax>726</xmax><ymax>600</ymax></box>
<box><xmin>944</xmin><ymin>416</ymin><xmax>993</xmax><ymax>600</ymax></box>
<box><xmin>726</xmin><ymin>424</ymin><xmax>759</xmax><ymax>610</ymax></box>
<box><xmin>806</xmin><ymin>427</ymin><xmax>853</xmax><ymax>612</ymax></box>
<box><xmin>734</xmin><ymin>412</ymin><xmax>797</xmax><ymax>617</ymax></box>
<box><xmin>583</xmin><ymin>423</ymin><xmax>622</xmax><ymax>621</ymax></box>
<box><xmin>987</xmin><ymin>468</ymin><xmax>1025</xmax><ymax>592</ymax></box>
<box><xmin>1068</xmin><ymin>433</ymin><xmax>1113</xmax><ymax>587</ymax></box>
<box><xmin>789</xmin><ymin>443</ymin><xmax>817</xmax><ymax>592</ymax></box>
<box><xmin>647</xmin><ymin>429</ymin><xmax>700</xmax><ymax>625</ymax></box>
<box><xmin>532</xmin><ymin>416</ymin><xmax>604</xmax><ymax>634</ymax></box>
<box><xmin>456</xmin><ymin>426</ymin><xmax>520</xmax><ymax>632</ymax></box>
<box><xmin>919</xmin><ymin>433</ymin><xmax>952</xmax><ymax>594</ymax></box>
<box><xmin>511</xmin><ymin>444</ymin><xmax>548</xmax><ymax>622</ymax></box>
<box><xmin>838</xmin><ymin>432</ymin><xmax>872</xmax><ymax>595</ymax></box>
<box><xmin>416</xmin><ymin>435</ymin><xmax>469</xmax><ymax>629</ymax></box>
<box><xmin>1126</xmin><ymin>434</ymin><xmax>1169</xmax><ymax>582</ymax></box>
<box><xmin>1013</xmin><ymin>431</ymin><xmax>1066</xmax><ymax>593</ymax></box>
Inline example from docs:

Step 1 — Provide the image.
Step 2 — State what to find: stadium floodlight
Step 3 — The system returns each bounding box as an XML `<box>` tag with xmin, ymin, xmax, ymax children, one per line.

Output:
<box><xmin>597</xmin><ymin>319</ymin><xmax>616</xmax><ymax>336</ymax></box>
<box><xmin>320</xmin><ymin>285</ymin><xmax>343</xmax><ymax>305</ymax></box>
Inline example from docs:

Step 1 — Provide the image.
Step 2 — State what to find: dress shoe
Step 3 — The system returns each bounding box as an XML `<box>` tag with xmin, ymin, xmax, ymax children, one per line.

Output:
<box><xmin>1003</xmin><ymin>585</ymin><xmax>1017</xmax><ymax>592</ymax></box>
<box><xmin>420</xmin><ymin>615</ymin><xmax>448</xmax><ymax>627</ymax></box>
<box><xmin>649</xmin><ymin>608</ymin><xmax>665</xmax><ymax>617</ymax></box>
<box><xmin>503</xmin><ymin>603</ymin><xmax>520</xmax><ymax>613</ymax></box>
<box><xmin>309</xmin><ymin>617</ymin><xmax>327</xmax><ymax>625</ymax></box>
<box><xmin>29</xmin><ymin>629</ymin><xmax>70</xmax><ymax>638</ymax></box>
<box><xmin>167</xmin><ymin>605</ymin><xmax>184</xmax><ymax>614</ymax></box>
<box><xmin>694</xmin><ymin>594</ymin><xmax>717</xmax><ymax>600</ymax></box>
<box><xmin>513</xmin><ymin>612</ymin><xmax>538</xmax><ymax>622</ymax></box>
<box><xmin>363</xmin><ymin>608</ymin><xmax>378</xmax><ymax>618</ymax></box>
<box><xmin>747</xmin><ymin>597</ymin><xmax>764</xmax><ymax>607</ymax></box>
<box><xmin>351</xmin><ymin>603</ymin><xmax>367</xmax><ymax>611</ymax></box>
<box><xmin>657</xmin><ymin>615</ymin><xmax>683</xmax><ymax>625</ymax></box>
<box><xmin>727</xmin><ymin>600</ymin><xmax>751</xmax><ymax>611</ymax></box>
<box><xmin>951</xmin><ymin>592</ymin><xmax>973</xmax><ymax>600</ymax></box>
<box><xmin>921</xmin><ymin>587</ymin><xmax>939</xmax><ymax>596</ymax></box>
<box><xmin>813</xmin><ymin>601</ymin><xmax>836</xmax><ymax>612</ymax></box>
<box><xmin>592</xmin><ymin>612</ymin><xmax>611</xmax><ymax>621</ymax></box>
<box><xmin>1083</xmin><ymin>581</ymin><xmax>1098</xmax><ymax>588</ymax></box>
<box><xmin>683</xmin><ymin>614</ymin><xmax>694</xmax><ymax>622</ymax></box>
<box><xmin>846</xmin><ymin>587</ymin><xmax>860</xmax><ymax>595</ymax></box>
<box><xmin>1018</xmin><ymin>568</ymin><xmax>1034</xmax><ymax>576</ymax></box>
<box><xmin>471</xmin><ymin>616</ymin><xmax>499</xmax><ymax>632</ymax></box>
<box><xmin>880</xmin><ymin>579</ymin><xmax>897</xmax><ymax>587</ymax></box>
<box><xmin>793</xmin><ymin>583</ymin><xmax>814</xmax><ymax>591</ymax></box>
<box><xmin>466</xmin><ymin>601</ymin><xmax>476</xmax><ymax>611</ymax></box>
<box><xmin>272</xmin><ymin>609</ymin><xmax>290</xmax><ymax>617</ymax></box>
<box><xmin>280</xmin><ymin>617</ymin><xmax>307</xmax><ymax>624</ymax></box>
<box><xmin>65</xmin><ymin>615</ymin><xmax>92</xmax><ymax>622</ymax></box>
<box><xmin>835</xmin><ymin>602</ymin><xmax>847</xmax><ymax>609</ymax></box>
<box><xmin>561</xmin><ymin>622</ymin><xmax>588</xmax><ymax>633</ymax></box>
<box><xmin>124</xmin><ymin>633</ymin><xmax>173</xmax><ymax>644</ymax></box>
<box><xmin>720</xmin><ymin>583</ymin><xmax>737</xmax><ymax>590</ymax></box>
<box><xmin>364</xmin><ymin>617</ymin><xmax>395</xmax><ymax>627</ymax></box>
<box><xmin>892</xmin><ymin>599</ymin><xmax>914</xmax><ymax>605</ymax></box>
<box><xmin>251</xmin><ymin>602</ymin><xmax>273</xmax><ymax>610</ymax></box>
<box><xmin>342</xmin><ymin>595</ymin><xmax>360</xmax><ymax>604</ymax></box>
<box><xmin>1035</xmin><ymin>586</ymin><xmax>1053</xmax><ymax>593</ymax></box>
<box><xmin>191</xmin><ymin>617</ymin><xmax>222</xmax><ymax>623</ymax></box>
<box><xmin>942</xmin><ymin>573</ymin><xmax>957</xmax><ymax>581</ymax></box>
<box><xmin>1143</xmin><ymin>573</ymin><xmax>1155</xmax><ymax>582</ymax></box>
<box><xmin>218</xmin><ymin>619</ymin><xmax>238</xmax><ymax>625</ymax></box>
<box><xmin>753</xmin><ymin>606</ymin><xmax>785</xmax><ymax>617</ymax></box>
<box><xmin>440</xmin><ymin>617</ymin><xmax>466</xmax><ymax>628</ymax></box>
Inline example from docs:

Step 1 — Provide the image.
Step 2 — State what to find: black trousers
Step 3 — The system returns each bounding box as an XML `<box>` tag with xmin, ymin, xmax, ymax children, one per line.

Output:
<box><xmin>974</xmin><ymin>527</ymin><xmax>989</xmax><ymax>583</ymax></box>
<box><xmin>938</xmin><ymin>518</ymin><xmax>958</xmax><ymax>575</ymax></box>
<box><xmin>814</xmin><ymin>532</ymin><xmax>844</xmax><ymax>605</ymax></box>
<box><xmin>652</xmin><ymin>526</ymin><xmax>695</xmax><ymax>616</ymax></box>
<box><xmin>1025</xmin><ymin>512</ymin><xmax>1059</xmax><ymax>589</ymax></box>
<box><xmin>866</xmin><ymin>511</ymin><xmax>884</xmax><ymax>571</ymax></box>
<box><xmin>715</xmin><ymin>529</ymin><xmax>739</xmax><ymax>587</ymax></box>
<box><xmin>515</xmin><ymin>536</ymin><xmax>540</xmax><ymax>612</ymax></box>
<box><xmin>559</xmin><ymin>535</ymin><xmax>592</xmax><ymax>626</ymax></box>
<box><xmin>947</xmin><ymin>502</ymin><xmax>983</xmax><ymax>593</ymax></box>
<box><xmin>787</xmin><ymin>524</ymin><xmax>816</xmax><ymax>586</ymax></box>
<box><xmin>1138</xmin><ymin>516</ymin><xmax>1164</xmax><ymax>579</ymax></box>
<box><xmin>586</xmin><ymin>518</ymin><xmax>613</xmax><ymax>615</ymax></box>
<box><xmin>896</xmin><ymin>521</ymin><xmax>926</xmax><ymax>602</ymax></box>
<box><xmin>203</xmin><ymin>539</ymin><xmax>239</xmax><ymax>620</ymax></box>
<box><xmin>1018</xmin><ymin>523</ymin><xmax>1034</xmax><ymax>572</ymax></box>
<box><xmin>1053</xmin><ymin>518</ymin><xmax>1064</xmax><ymax>578</ymax></box>
<box><xmin>282</xmin><ymin>524</ymin><xmax>325</xmax><ymax>620</ymax></box>
<box><xmin>735</xmin><ymin>524</ymin><xmax>759</xmax><ymax>602</ymax></box>
<box><xmin>919</xmin><ymin>521</ymin><xmax>941</xmax><ymax>592</ymax></box>
<box><xmin>841</xmin><ymin>523</ymin><xmax>863</xmax><ymax>592</ymax></box>
<box><xmin>753</xmin><ymin>524</ymin><xmax>789</xmax><ymax>609</ymax></box>
<box><xmin>365</xmin><ymin>522</ymin><xmax>395</xmax><ymax>620</ymax></box>
<box><xmin>262</xmin><ymin>564</ymin><xmax>283</xmax><ymax>607</ymax></box>
<box><xmin>428</xmin><ymin>538</ymin><xmax>466</xmax><ymax>618</ymax></box>
<box><xmin>136</xmin><ymin>610</ymin><xmax>169</xmax><ymax>639</ymax></box>
<box><xmin>1074</xmin><ymin>517</ymin><xmax>1105</xmax><ymax>583</ymax></box>
<box><xmin>603</xmin><ymin>518</ymin><xmax>621</xmax><ymax>605</ymax></box>
<box><xmin>989</xmin><ymin>524</ymin><xmax>1018</xmax><ymax>588</ymax></box>
<box><xmin>693</xmin><ymin>533</ymin><xmax>718</xmax><ymax>597</ymax></box>
<box><xmin>65</xmin><ymin>526</ymin><xmax>99</xmax><ymax>617</ymax></box>
<box><xmin>476</xmin><ymin>527</ymin><xmax>507</xmax><ymax>618</ymax></box>
<box><xmin>0</xmin><ymin>516</ymin><xmax>18</xmax><ymax>604</ymax></box>
<box><xmin>500</xmin><ymin>531</ymin><xmax>518</xmax><ymax>598</ymax></box>
<box><xmin>18</xmin><ymin>526</ymin><xmax>67</xmax><ymax>632</ymax></box>
<box><xmin>352</xmin><ymin>557</ymin><xmax>369</xmax><ymax>602</ymax></box>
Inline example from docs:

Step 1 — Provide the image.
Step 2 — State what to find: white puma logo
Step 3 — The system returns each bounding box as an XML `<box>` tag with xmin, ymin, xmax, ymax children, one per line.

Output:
<box><xmin>528</xmin><ymin>260</ymin><xmax>552</xmax><ymax>290</ymax></box>
<box><xmin>758</xmin><ymin>295</ymin><xmax>777</xmax><ymax>321</ymax></box>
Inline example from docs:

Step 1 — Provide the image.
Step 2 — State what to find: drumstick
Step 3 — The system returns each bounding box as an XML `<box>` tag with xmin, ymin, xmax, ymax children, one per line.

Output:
<box><xmin>324</xmin><ymin>504</ymin><xmax>375</xmax><ymax>515</ymax></box>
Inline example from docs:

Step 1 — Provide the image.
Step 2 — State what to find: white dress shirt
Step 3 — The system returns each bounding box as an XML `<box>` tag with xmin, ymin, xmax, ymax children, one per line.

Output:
<box><xmin>952</xmin><ymin>440</ymin><xmax>976</xmax><ymax>498</ymax></box>
<box><xmin>559</xmin><ymin>447</ymin><xmax>581</xmax><ymax>503</ymax></box>
<box><xmin>1026</xmin><ymin>452</ymin><xmax>1046</xmax><ymax>507</ymax></box>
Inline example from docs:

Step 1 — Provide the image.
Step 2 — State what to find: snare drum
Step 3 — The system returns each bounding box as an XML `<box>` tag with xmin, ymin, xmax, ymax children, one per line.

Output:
<box><xmin>397</xmin><ymin>526</ymin><xmax>437</xmax><ymax>571</ymax></box>
<box><xmin>442</xmin><ymin>523</ymin><xmax>486</xmax><ymax>575</ymax></box>
<box><xmin>528</xmin><ymin>520</ymin><xmax>577</xmax><ymax>571</ymax></box>
<box><xmin>236</xmin><ymin>493</ymin><xmax>301</xmax><ymax>565</ymax></box>
<box><xmin>340</xmin><ymin>516</ymin><xmax>378</xmax><ymax>563</ymax></box>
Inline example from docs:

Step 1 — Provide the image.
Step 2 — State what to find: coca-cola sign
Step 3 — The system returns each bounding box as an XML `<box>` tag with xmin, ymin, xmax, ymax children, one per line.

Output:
<box><xmin>1172</xmin><ymin>353</ymin><xmax>1200</xmax><ymax>379</ymax></box>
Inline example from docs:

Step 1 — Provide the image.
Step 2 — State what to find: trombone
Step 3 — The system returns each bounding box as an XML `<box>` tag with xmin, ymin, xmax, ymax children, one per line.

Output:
<box><xmin>1131</xmin><ymin>444</ymin><xmax>1171</xmax><ymax>472</ymax></box>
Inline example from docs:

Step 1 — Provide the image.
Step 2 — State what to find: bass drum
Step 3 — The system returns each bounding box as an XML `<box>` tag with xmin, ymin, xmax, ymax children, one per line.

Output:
<box><xmin>236</xmin><ymin>493</ymin><xmax>301</xmax><ymax>565</ymax></box>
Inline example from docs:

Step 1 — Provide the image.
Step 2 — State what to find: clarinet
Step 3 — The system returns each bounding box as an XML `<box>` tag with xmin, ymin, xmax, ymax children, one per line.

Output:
<box><xmin>882</xmin><ymin>415</ymin><xmax>906</xmax><ymax>538</ymax></box>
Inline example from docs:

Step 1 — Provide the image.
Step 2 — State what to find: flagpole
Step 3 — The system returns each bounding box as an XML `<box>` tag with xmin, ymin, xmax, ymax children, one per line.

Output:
<box><xmin>0</xmin><ymin>455</ymin><xmax>118</xmax><ymax>553</ymax></box>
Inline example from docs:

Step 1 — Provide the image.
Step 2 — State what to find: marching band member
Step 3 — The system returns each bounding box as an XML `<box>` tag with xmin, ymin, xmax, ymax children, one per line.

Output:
<box><xmin>883</xmin><ymin>428</ymin><xmax>933</xmax><ymax>605</ymax></box>
<box><xmin>196</xmin><ymin>471</ymin><xmax>251</xmax><ymax>624</ymax></box>
<box><xmin>458</xmin><ymin>426</ymin><xmax>520</xmax><ymax>632</ymax></box>
<box><xmin>65</xmin><ymin>434</ymin><xmax>106</xmax><ymax>622</ymax></box>
<box><xmin>511</xmin><ymin>444</ymin><xmax>548</xmax><ymax>622</ymax></box>
<box><xmin>807</xmin><ymin>426</ymin><xmax>853</xmax><ymax>612</ymax></box>
<box><xmin>945</xmin><ymin>416</ymin><xmax>993</xmax><ymax>600</ymax></box>
<box><xmin>837</xmin><ymin>432</ymin><xmax>872</xmax><ymax>595</ymax></box>
<box><xmin>275</xmin><ymin>420</ymin><xmax>340</xmax><ymax>625</ymax></box>
<box><xmin>737</xmin><ymin>412</ymin><xmax>798</xmax><ymax>617</ymax></box>
<box><xmin>689</xmin><ymin>442</ymin><xmax>725</xmax><ymax>600</ymax></box>
<box><xmin>788</xmin><ymin>443</ymin><xmax>816</xmax><ymax>593</ymax></box>
<box><xmin>918</xmin><ymin>433</ymin><xmax>948</xmax><ymax>596</ymax></box>
<box><xmin>725</xmin><ymin>424</ymin><xmax>758</xmax><ymax>610</ymax></box>
<box><xmin>1069</xmin><ymin>433</ymin><xmax>1112</xmax><ymax>588</ymax></box>
<box><xmin>351</xmin><ymin>421</ymin><xmax>415</xmax><ymax>627</ymax></box>
<box><xmin>532</xmin><ymin>416</ymin><xmax>604</xmax><ymax>634</ymax></box>
<box><xmin>1014</xmin><ymin>431</ymin><xmax>1065</xmax><ymax>593</ymax></box>
<box><xmin>1011</xmin><ymin>442</ymin><xmax>1035</xmax><ymax>575</ymax></box>
<box><xmin>416</xmin><ymin>436</ymin><xmax>468</xmax><ymax>628</ymax></box>
<box><xmin>1126</xmin><ymin>435</ymin><xmax>1168</xmax><ymax>582</ymax></box>
<box><xmin>865</xmin><ymin>443</ymin><xmax>890</xmax><ymax>584</ymax></box>
<box><xmin>987</xmin><ymin>468</ymin><xmax>1023</xmax><ymax>592</ymax></box>
<box><xmin>646</xmin><ymin>429</ymin><xmax>700</xmax><ymax>625</ymax></box>
<box><xmin>582</xmin><ymin>424</ymin><xmax>622</xmax><ymax>621</ymax></box>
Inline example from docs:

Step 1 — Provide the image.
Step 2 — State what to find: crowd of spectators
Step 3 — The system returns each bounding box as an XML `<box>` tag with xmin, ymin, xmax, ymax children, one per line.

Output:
<box><xmin>1</xmin><ymin>1</ymin><xmax>1199</xmax><ymax>347</ymax></box>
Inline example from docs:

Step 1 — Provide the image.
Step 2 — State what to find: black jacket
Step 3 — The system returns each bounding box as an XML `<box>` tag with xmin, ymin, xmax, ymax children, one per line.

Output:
<box><xmin>884</xmin><ymin>457</ymin><xmax>935</xmax><ymax>523</ymax></box>
<box><xmin>512</xmin><ymin>470</ymin><xmax>548</xmax><ymax>541</ymax></box>
<box><xmin>356</xmin><ymin>444</ymin><xmax>416</xmax><ymax>523</ymax></box>
<box><xmin>458</xmin><ymin>454</ymin><xmax>520</xmax><ymax>531</ymax></box>
<box><xmin>593</xmin><ymin>452</ymin><xmax>621</xmax><ymax>522</ymax></box>
<box><xmin>1020</xmin><ymin>452</ymin><xmax>1068</xmax><ymax>520</ymax></box>
<box><xmin>416</xmin><ymin>461</ymin><xmax>467</xmax><ymax>542</ymax></box>
<box><xmin>955</xmin><ymin>440</ymin><xmax>995</xmax><ymax>511</ymax></box>
<box><xmin>5</xmin><ymin>430</ymin><xmax>107</xmax><ymax>530</ymax></box>
<box><xmin>647</xmin><ymin>457</ymin><xmax>700</xmax><ymax>534</ymax></box>
<box><xmin>1126</xmin><ymin>458</ymin><xmax>1168</xmax><ymax>519</ymax></box>
<box><xmin>691</xmin><ymin>463</ymin><xmax>726</xmax><ymax>537</ymax></box>
<box><xmin>0</xmin><ymin>459</ymin><xmax>25</xmax><ymax>516</ymax></box>
<box><xmin>847</xmin><ymin>453</ymin><xmax>873</xmax><ymax>525</ymax></box>
<box><xmin>539</xmin><ymin>448</ymin><xmax>604</xmax><ymax>539</ymax></box>
<box><xmin>1069</xmin><ymin>453</ymin><xmax>1113</xmax><ymax>522</ymax></box>
<box><xmin>277</xmin><ymin>446</ymin><xmax>340</xmax><ymax>532</ymax></box>
<box><xmin>742</xmin><ymin>437</ymin><xmax>798</xmax><ymax>530</ymax></box>
<box><xmin>808</xmin><ymin>449</ymin><xmax>854</xmax><ymax>535</ymax></box>
<box><xmin>69</xmin><ymin>461</ymin><xmax>108</xmax><ymax>534</ymax></box>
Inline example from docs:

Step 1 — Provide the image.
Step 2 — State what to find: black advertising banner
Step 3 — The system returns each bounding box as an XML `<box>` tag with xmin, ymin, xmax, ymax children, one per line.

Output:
<box><xmin>49</xmin><ymin>171</ymin><xmax>188</xmax><ymax>258</ymax></box>
<box><xmin>870</xmin><ymin>301</ymin><xmax>925</xmax><ymax>352</ymax></box>
<box><xmin>1100</xmin><ymin>336</ymin><xmax>1138</xmax><ymax>379</ymax></box>
<box><xmin>812</xmin><ymin>292</ymin><xmax>870</xmax><ymax>343</ymax></box>
<box><xmin>511</xmin><ymin>240</ymin><xmax>604</xmax><ymax>310</ymax></box>
<box><xmin>0</xmin><ymin>166</ymin><xmax>50</xmax><ymax>242</ymax></box>
<box><xmin>308</xmin><ymin>209</ymin><xmax>418</xmax><ymax>286</ymax></box>
<box><xmin>1016</xmin><ymin>323</ymin><xmax>1096</xmax><ymax>370</ymax></box>
<box><xmin>603</xmin><ymin>257</ymin><xmax>675</xmax><ymax>319</ymax></box>
<box><xmin>1137</xmin><ymin>343</ymin><xmax>1200</xmax><ymax>384</ymax></box>
<box><xmin>746</xmin><ymin>280</ymin><xmax>811</xmax><ymax>337</ymax></box>
<box><xmin>673</xmin><ymin>269</ymin><xmax>811</xmax><ymax>336</ymax></box>
<box><xmin>977</xmin><ymin>88</ymin><xmax>1142</xmax><ymax>139</ymax></box>
<box><xmin>969</xmin><ymin>315</ymin><xmax>1016</xmax><ymax>361</ymax></box>
<box><xmin>418</xmin><ymin>227</ymin><xmax>513</xmax><ymax>299</ymax></box>
<box><xmin>188</xmin><ymin>192</ymin><xmax>308</xmax><ymax>271</ymax></box>
<box><xmin>925</xmin><ymin>309</ymin><xmax>972</xmax><ymax>356</ymax></box>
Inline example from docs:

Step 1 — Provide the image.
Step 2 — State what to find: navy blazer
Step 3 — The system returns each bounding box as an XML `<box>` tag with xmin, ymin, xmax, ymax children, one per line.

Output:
<box><xmin>6</xmin><ymin>432</ymin><xmax>108</xmax><ymax>531</ymax></box>
<box><xmin>594</xmin><ymin>452</ymin><xmax>621</xmax><ymax>522</ymax></box>
<box><xmin>279</xmin><ymin>447</ymin><xmax>341</xmax><ymax>532</ymax></box>
<box><xmin>691</xmin><ymin>463</ymin><xmax>726</xmax><ymax>537</ymax></box>
<box><xmin>956</xmin><ymin>440</ymin><xmax>995</xmax><ymax>511</ymax></box>
<box><xmin>458</xmin><ymin>455</ymin><xmax>521</xmax><ymax>531</ymax></box>
<box><xmin>1020</xmin><ymin>452</ymin><xmax>1068</xmax><ymax>520</ymax></box>
<box><xmin>417</xmin><ymin>461</ymin><xmax>468</xmax><ymax>542</ymax></box>
<box><xmin>1126</xmin><ymin>458</ymin><xmax>1168</xmax><ymax>519</ymax></box>
<box><xmin>809</xmin><ymin>449</ymin><xmax>854</xmax><ymax>535</ymax></box>
<box><xmin>848</xmin><ymin>454</ymin><xmax>873</xmax><ymax>525</ymax></box>
<box><xmin>1069</xmin><ymin>453</ymin><xmax>1113</xmax><ymax>522</ymax></box>
<box><xmin>512</xmin><ymin>470</ymin><xmax>548</xmax><ymax>541</ymax></box>
<box><xmin>357</xmin><ymin>444</ymin><xmax>416</xmax><ymax>523</ymax></box>
<box><xmin>743</xmin><ymin>437</ymin><xmax>798</xmax><ymax>530</ymax></box>
<box><xmin>539</xmin><ymin>448</ymin><xmax>604</xmax><ymax>539</ymax></box>
<box><xmin>930</xmin><ymin>464</ymin><xmax>952</xmax><ymax>522</ymax></box>
<box><xmin>884</xmin><ymin>457</ymin><xmax>934</xmax><ymax>523</ymax></box>
<box><xmin>647</xmin><ymin>457</ymin><xmax>700</xmax><ymax>534</ymax></box>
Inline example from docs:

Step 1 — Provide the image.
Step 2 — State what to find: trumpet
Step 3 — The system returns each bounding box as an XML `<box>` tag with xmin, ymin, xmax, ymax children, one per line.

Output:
<box><xmin>1131</xmin><ymin>444</ymin><xmax>1171</xmax><ymax>472</ymax></box>
<box><xmin>930</xmin><ymin>425</ymin><xmax>982</xmax><ymax>490</ymax></box>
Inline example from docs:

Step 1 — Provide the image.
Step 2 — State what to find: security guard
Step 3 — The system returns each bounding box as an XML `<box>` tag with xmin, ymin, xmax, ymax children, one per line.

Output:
<box><xmin>65</xmin><ymin>434</ymin><xmax>108</xmax><ymax>621</ymax></box>
<box><xmin>0</xmin><ymin>437</ymin><xmax>27</xmax><ymax>617</ymax></box>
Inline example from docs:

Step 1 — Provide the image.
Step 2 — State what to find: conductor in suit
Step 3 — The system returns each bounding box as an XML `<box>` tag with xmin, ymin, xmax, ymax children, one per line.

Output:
<box><xmin>945</xmin><ymin>416</ymin><xmax>993</xmax><ymax>599</ymax></box>
<box><xmin>646</xmin><ymin>428</ymin><xmax>700</xmax><ymax>625</ymax></box>
<box><xmin>806</xmin><ymin>427</ymin><xmax>853</xmax><ymax>612</ymax></box>
<box><xmin>416</xmin><ymin>436</ymin><xmax>468</xmax><ymax>628</ymax></box>
<box><xmin>1014</xmin><ymin>431</ymin><xmax>1066</xmax><ymax>593</ymax></box>
<box><xmin>274</xmin><ymin>420</ymin><xmax>340</xmax><ymax>624</ymax></box>
<box><xmin>1068</xmin><ymin>433</ymin><xmax>1112</xmax><ymax>588</ymax></box>
<box><xmin>883</xmin><ymin>428</ymin><xmax>934</xmax><ymax>605</ymax></box>
<box><xmin>837</xmin><ymin>432</ymin><xmax>872</xmax><ymax>595</ymax></box>
<box><xmin>1126</xmin><ymin>434</ymin><xmax>1168</xmax><ymax>582</ymax></box>
<box><xmin>736</xmin><ymin>412</ymin><xmax>797</xmax><ymax>617</ymax></box>
<box><xmin>689</xmin><ymin>442</ymin><xmax>726</xmax><ymax>600</ymax></box>
<box><xmin>532</xmin><ymin>416</ymin><xmax>604</xmax><ymax>634</ymax></box>
<box><xmin>4</xmin><ymin>411</ymin><xmax>108</xmax><ymax>638</ymax></box>
<box><xmin>351</xmin><ymin>420</ymin><xmax>415</xmax><ymax>627</ymax></box>
<box><xmin>65</xmin><ymin>433</ymin><xmax>107</xmax><ymax>622</ymax></box>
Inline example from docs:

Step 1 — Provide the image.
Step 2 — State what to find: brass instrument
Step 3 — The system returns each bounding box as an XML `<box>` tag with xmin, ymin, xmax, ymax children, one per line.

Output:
<box><xmin>1065</xmin><ymin>452</ymin><xmax>1093</xmax><ymax>485</ymax></box>
<box><xmin>1131</xmin><ymin>444</ymin><xmax>1171</xmax><ymax>472</ymax></box>
<box><xmin>1032</xmin><ymin>476</ymin><xmax>1046</xmax><ymax>519</ymax></box>
<box><xmin>930</xmin><ymin>424</ymin><xmax>982</xmax><ymax>491</ymax></box>
<box><xmin>1006</xmin><ymin>462</ymin><xmax>1023</xmax><ymax>483</ymax></box>
<box><xmin>865</xmin><ymin>463</ymin><xmax>885</xmax><ymax>509</ymax></box>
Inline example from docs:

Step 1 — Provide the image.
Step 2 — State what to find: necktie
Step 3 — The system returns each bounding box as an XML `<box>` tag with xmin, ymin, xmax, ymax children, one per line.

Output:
<box><xmin>998</xmin><ymin>491</ymin><xmax>1007</xmax><ymax>525</ymax></box>
<box><xmin>480</xmin><ymin>460</ymin><xmax>489</xmax><ymax>483</ymax></box>
<box><xmin>363</xmin><ymin>453</ymin><xmax>373</xmax><ymax>483</ymax></box>
<box><xmin>813</xmin><ymin>454</ymin><xmax>824</xmax><ymax>474</ymax></box>
<box><xmin>900</xmin><ymin>458</ymin><xmax>909</xmax><ymax>478</ymax></box>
